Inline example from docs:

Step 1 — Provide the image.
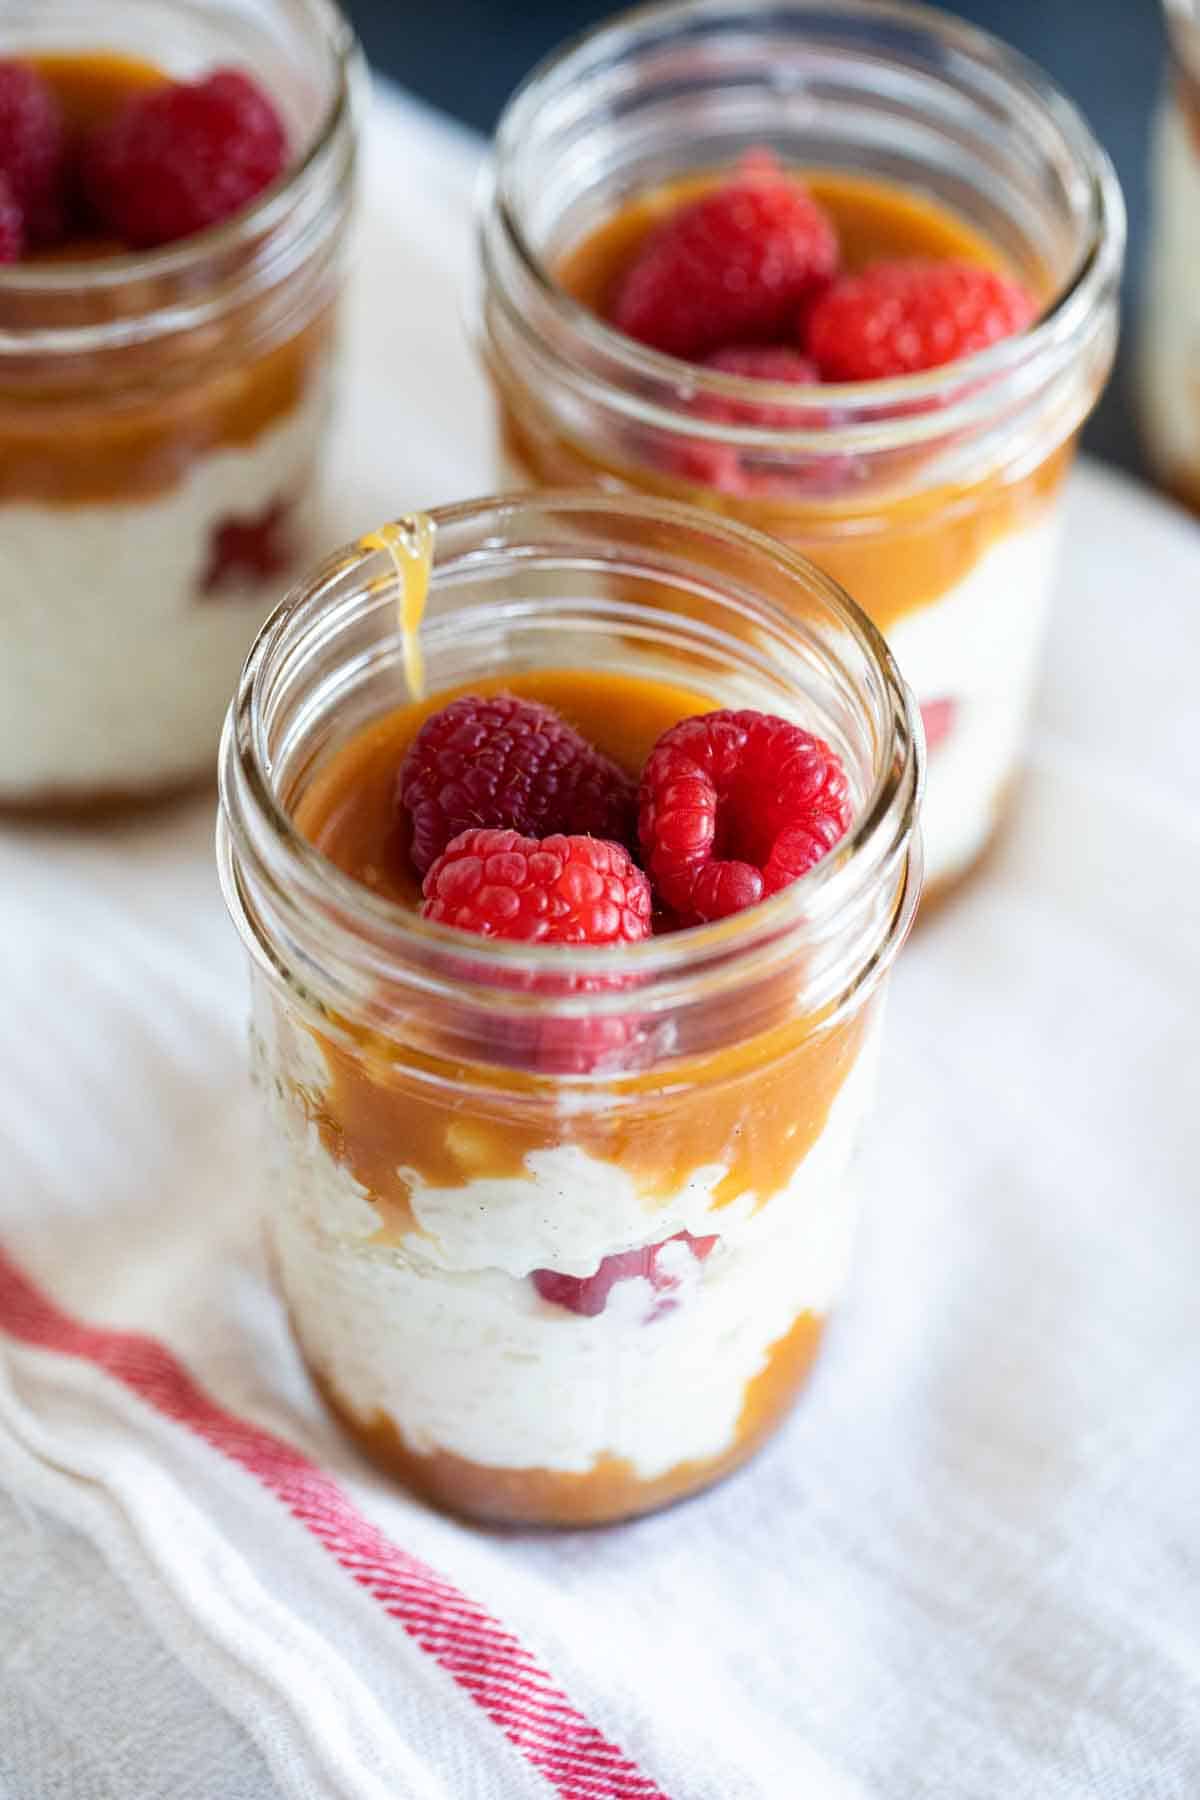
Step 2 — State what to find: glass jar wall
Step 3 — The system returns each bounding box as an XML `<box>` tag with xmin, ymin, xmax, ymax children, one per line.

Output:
<box><xmin>478</xmin><ymin>0</ymin><xmax>1123</xmax><ymax>901</ymax></box>
<box><xmin>218</xmin><ymin>492</ymin><xmax>922</xmax><ymax>1524</ymax></box>
<box><xmin>0</xmin><ymin>0</ymin><xmax>362</xmax><ymax>813</ymax></box>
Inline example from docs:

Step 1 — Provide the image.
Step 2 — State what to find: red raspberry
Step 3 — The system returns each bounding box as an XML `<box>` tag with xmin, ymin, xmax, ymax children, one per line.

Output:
<box><xmin>201</xmin><ymin>499</ymin><xmax>293</xmax><ymax>596</ymax></box>
<box><xmin>673</xmin><ymin>344</ymin><xmax>823</xmax><ymax>494</ymax></box>
<box><xmin>807</xmin><ymin>259</ymin><xmax>1037</xmax><ymax>382</ymax></box>
<box><xmin>399</xmin><ymin>694</ymin><xmax>636</xmax><ymax>876</ymax></box>
<box><xmin>0</xmin><ymin>60</ymin><xmax>68</xmax><ymax>247</ymax></box>
<box><xmin>526</xmin><ymin>1001</ymin><xmax>645</xmax><ymax>1078</ymax></box>
<box><xmin>533</xmin><ymin>1231</ymin><xmax>718</xmax><ymax>1319</ymax></box>
<box><xmin>920</xmin><ymin>697</ymin><xmax>957</xmax><ymax>754</ymax></box>
<box><xmin>423</xmin><ymin>825</ymin><xmax>652</xmax><ymax>1075</ymax></box>
<box><xmin>85</xmin><ymin>69</ymin><xmax>288</xmax><ymax>249</ymax></box>
<box><xmin>0</xmin><ymin>171</ymin><xmax>23</xmax><ymax>264</ymax></box>
<box><xmin>701</xmin><ymin>343</ymin><xmax>819</xmax><ymax>394</ymax></box>
<box><xmin>422</xmin><ymin>828</ymin><xmax>651</xmax><ymax>945</ymax></box>
<box><xmin>638</xmin><ymin>710</ymin><xmax>852</xmax><ymax>924</ymax></box>
<box><xmin>611</xmin><ymin>153</ymin><xmax>838</xmax><ymax>360</ymax></box>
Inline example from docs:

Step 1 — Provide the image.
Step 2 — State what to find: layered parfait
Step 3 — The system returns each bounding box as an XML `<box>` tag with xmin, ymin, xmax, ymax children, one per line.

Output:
<box><xmin>1142</xmin><ymin>0</ymin><xmax>1200</xmax><ymax>512</ymax></box>
<box><xmin>480</xmin><ymin>0</ymin><xmax>1123</xmax><ymax>899</ymax></box>
<box><xmin>0</xmin><ymin>1</ymin><xmax>357</xmax><ymax>811</ymax></box>
<box><xmin>218</xmin><ymin>495</ymin><xmax>922</xmax><ymax>1526</ymax></box>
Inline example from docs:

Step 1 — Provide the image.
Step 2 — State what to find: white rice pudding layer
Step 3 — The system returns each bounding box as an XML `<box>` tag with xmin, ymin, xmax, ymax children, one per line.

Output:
<box><xmin>1141</xmin><ymin>93</ymin><xmax>1200</xmax><ymax>486</ymax></box>
<box><xmin>0</xmin><ymin>380</ymin><xmax>328</xmax><ymax>797</ymax></box>
<box><xmin>887</xmin><ymin>512</ymin><xmax>1062</xmax><ymax>890</ymax></box>
<box><xmin>262</xmin><ymin>1006</ymin><xmax>884</xmax><ymax>1481</ymax></box>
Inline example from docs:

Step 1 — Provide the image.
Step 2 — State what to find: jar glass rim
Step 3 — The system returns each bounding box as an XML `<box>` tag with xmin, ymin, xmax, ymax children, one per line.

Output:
<box><xmin>219</xmin><ymin>490</ymin><xmax>923</xmax><ymax>1009</ymax></box>
<box><xmin>0</xmin><ymin>0</ymin><xmax>360</xmax><ymax>298</ymax></box>
<box><xmin>486</xmin><ymin>0</ymin><xmax>1125</xmax><ymax>452</ymax></box>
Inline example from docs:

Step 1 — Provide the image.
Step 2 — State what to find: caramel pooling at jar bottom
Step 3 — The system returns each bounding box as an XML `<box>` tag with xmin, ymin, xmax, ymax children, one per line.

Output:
<box><xmin>307</xmin><ymin>1310</ymin><xmax>826</xmax><ymax>1526</ymax></box>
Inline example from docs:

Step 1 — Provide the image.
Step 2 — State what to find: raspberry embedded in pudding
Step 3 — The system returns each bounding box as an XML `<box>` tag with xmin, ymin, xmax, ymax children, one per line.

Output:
<box><xmin>533</xmin><ymin>1230</ymin><xmax>719</xmax><ymax>1320</ymax></box>
<box><xmin>202</xmin><ymin>499</ymin><xmax>295</xmax><ymax>597</ymax></box>
<box><xmin>920</xmin><ymin>698</ymin><xmax>958</xmax><ymax>755</ymax></box>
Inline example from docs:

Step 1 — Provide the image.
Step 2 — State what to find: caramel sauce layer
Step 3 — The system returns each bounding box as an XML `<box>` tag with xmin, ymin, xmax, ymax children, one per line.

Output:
<box><xmin>293</xmin><ymin>669</ymin><xmax>870</xmax><ymax>1236</ymax></box>
<box><xmin>0</xmin><ymin>312</ymin><xmax>332</xmax><ymax>506</ymax></box>
<box><xmin>310</xmin><ymin>1308</ymin><xmax>825</xmax><ymax>1526</ymax></box>
<box><xmin>0</xmin><ymin>53</ymin><xmax>331</xmax><ymax>506</ymax></box>
<box><xmin>30</xmin><ymin>49</ymin><xmax>166</xmax><ymax>138</ymax></box>
<box><xmin>497</xmin><ymin>168</ymin><xmax>1070</xmax><ymax>633</ymax></box>
<box><xmin>306</xmin><ymin>1000</ymin><xmax>866</xmax><ymax>1242</ymax></box>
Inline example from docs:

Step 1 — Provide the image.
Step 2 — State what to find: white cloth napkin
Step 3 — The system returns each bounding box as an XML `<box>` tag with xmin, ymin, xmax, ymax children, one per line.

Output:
<box><xmin>1</xmin><ymin>82</ymin><xmax>1198</xmax><ymax>1800</ymax></box>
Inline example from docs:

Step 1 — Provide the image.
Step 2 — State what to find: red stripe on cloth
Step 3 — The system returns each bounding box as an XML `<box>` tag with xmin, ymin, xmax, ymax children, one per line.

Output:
<box><xmin>0</xmin><ymin>1246</ymin><xmax>670</xmax><ymax>1800</ymax></box>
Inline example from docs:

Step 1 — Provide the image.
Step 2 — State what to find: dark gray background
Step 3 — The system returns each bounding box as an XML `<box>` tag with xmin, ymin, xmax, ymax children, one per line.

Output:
<box><xmin>340</xmin><ymin>0</ymin><xmax>1170</xmax><ymax>482</ymax></box>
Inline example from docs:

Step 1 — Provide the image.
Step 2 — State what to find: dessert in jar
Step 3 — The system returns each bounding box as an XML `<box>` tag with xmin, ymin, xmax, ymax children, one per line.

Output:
<box><xmin>478</xmin><ymin>0</ymin><xmax>1124</xmax><ymax>901</ymax></box>
<box><xmin>1141</xmin><ymin>0</ymin><xmax>1200</xmax><ymax>512</ymax></box>
<box><xmin>217</xmin><ymin>493</ymin><xmax>922</xmax><ymax>1527</ymax></box>
<box><xmin>0</xmin><ymin>0</ymin><xmax>360</xmax><ymax>813</ymax></box>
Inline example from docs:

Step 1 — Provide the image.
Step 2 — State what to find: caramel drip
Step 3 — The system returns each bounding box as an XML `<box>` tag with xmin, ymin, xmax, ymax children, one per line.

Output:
<box><xmin>496</xmin><ymin>165</ymin><xmax>1071</xmax><ymax>633</ymax></box>
<box><xmin>360</xmin><ymin>514</ymin><xmax>436</xmax><ymax>702</ymax></box>
<box><xmin>309</xmin><ymin>1307</ymin><xmax>826</xmax><ymax>1525</ymax></box>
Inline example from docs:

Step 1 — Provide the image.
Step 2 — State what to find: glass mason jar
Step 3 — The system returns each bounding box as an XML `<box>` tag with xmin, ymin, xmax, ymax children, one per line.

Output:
<box><xmin>478</xmin><ymin>0</ymin><xmax>1124</xmax><ymax>903</ymax></box>
<box><xmin>0</xmin><ymin>0</ymin><xmax>361</xmax><ymax>814</ymax></box>
<box><xmin>1141</xmin><ymin>0</ymin><xmax>1200</xmax><ymax>512</ymax></box>
<box><xmin>217</xmin><ymin>492</ymin><xmax>922</xmax><ymax>1527</ymax></box>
